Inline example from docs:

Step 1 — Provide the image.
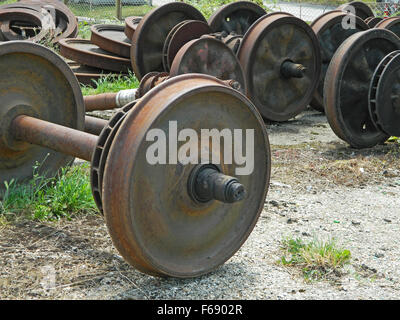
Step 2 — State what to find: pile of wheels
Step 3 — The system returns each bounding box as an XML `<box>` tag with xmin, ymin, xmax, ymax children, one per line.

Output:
<box><xmin>0</xmin><ymin>1</ymin><xmax>399</xmax><ymax>279</ymax></box>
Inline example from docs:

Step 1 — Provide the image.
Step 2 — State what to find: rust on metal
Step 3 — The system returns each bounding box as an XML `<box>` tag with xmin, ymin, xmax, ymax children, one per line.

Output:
<box><xmin>124</xmin><ymin>16</ymin><xmax>141</xmax><ymax>40</ymax></box>
<box><xmin>375</xmin><ymin>17</ymin><xmax>400</xmax><ymax>39</ymax></box>
<box><xmin>85</xmin><ymin>116</ymin><xmax>108</xmax><ymax>136</ymax></box>
<box><xmin>59</xmin><ymin>38</ymin><xmax>132</xmax><ymax>73</ymax></box>
<box><xmin>91</xmin><ymin>24</ymin><xmax>131</xmax><ymax>58</ymax></box>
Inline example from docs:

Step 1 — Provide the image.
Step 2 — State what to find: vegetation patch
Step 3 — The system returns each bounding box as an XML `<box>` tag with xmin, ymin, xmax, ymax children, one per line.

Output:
<box><xmin>279</xmin><ymin>237</ymin><xmax>351</xmax><ymax>282</ymax></box>
<box><xmin>0</xmin><ymin>163</ymin><xmax>97</xmax><ymax>222</ymax></box>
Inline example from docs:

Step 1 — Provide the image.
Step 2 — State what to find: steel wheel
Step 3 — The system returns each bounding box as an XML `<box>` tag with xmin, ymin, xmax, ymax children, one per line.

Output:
<box><xmin>338</xmin><ymin>1</ymin><xmax>374</xmax><ymax>20</ymax></box>
<box><xmin>324</xmin><ymin>29</ymin><xmax>400</xmax><ymax>148</ymax></box>
<box><xmin>310</xmin><ymin>11</ymin><xmax>369</xmax><ymax>112</ymax></box>
<box><xmin>208</xmin><ymin>1</ymin><xmax>266</xmax><ymax>35</ymax></box>
<box><xmin>131</xmin><ymin>2</ymin><xmax>206</xmax><ymax>80</ymax></box>
<box><xmin>0</xmin><ymin>41</ymin><xmax>84</xmax><ymax>195</ymax></box>
<box><xmin>169</xmin><ymin>37</ymin><xmax>246</xmax><ymax>94</ymax></box>
<box><xmin>238</xmin><ymin>13</ymin><xmax>321</xmax><ymax>121</ymax></box>
<box><xmin>369</xmin><ymin>51</ymin><xmax>400</xmax><ymax>136</ymax></box>
<box><xmin>375</xmin><ymin>17</ymin><xmax>400</xmax><ymax>39</ymax></box>
<box><xmin>102</xmin><ymin>74</ymin><xmax>271</xmax><ymax>277</ymax></box>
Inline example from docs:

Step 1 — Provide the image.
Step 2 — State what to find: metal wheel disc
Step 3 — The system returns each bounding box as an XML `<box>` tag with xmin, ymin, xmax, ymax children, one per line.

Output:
<box><xmin>0</xmin><ymin>41</ymin><xmax>84</xmax><ymax>195</ymax></box>
<box><xmin>131</xmin><ymin>2</ymin><xmax>206</xmax><ymax>80</ymax></box>
<box><xmin>324</xmin><ymin>29</ymin><xmax>400</xmax><ymax>148</ymax></box>
<box><xmin>124</xmin><ymin>16</ymin><xmax>141</xmax><ymax>40</ymax></box>
<box><xmin>169</xmin><ymin>37</ymin><xmax>246</xmax><ymax>94</ymax></box>
<box><xmin>90</xmin><ymin>24</ymin><xmax>131</xmax><ymax>58</ymax></box>
<box><xmin>238</xmin><ymin>13</ymin><xmax>322</xmax><ymax>121</ymax></box>
<box><xmin>338</xmin><ymin>1</ymin><xmax>374</xmax><ymax>20</ymax></box>
<box><xmin>310</xmin><ymin>11</ymin><xmax>369</xmax><ymax>112</ymax></box>
<box><xmin>369</xmin><ymin>51</ymin><xmax>400</xmax><ymax>136</ymax></box>
<box><xmin>59</xmin><ymin>38</ymin><xmax>131</xmax><ymax>73</ymax></box>
<box><xmin>162</xmin><ymin>20</ymin><xmax>211</xmax><ymax>72</ymax></box>
<box><xmin>91</xmin><ymin>101</ymin><xmax>137</xmax><ymax>214</ymax></box>
<box><xmin>208</xmin><ymin>1</ymin><xmax>266</xmax><ymax>35</ymax></box>
<box><xmin>102</xmin><ymin>74</ymin><xmax>271</xmax><ymax>277</ymax></box>
<box><xmin>366</xmin><ymin>17</ymin><xmax>382</xmax><ymax>28</ymax></box>
<box><xmin>375</xmin><ymin>17</ymin><xmax>400</xmax><ymax>39</ymax></box>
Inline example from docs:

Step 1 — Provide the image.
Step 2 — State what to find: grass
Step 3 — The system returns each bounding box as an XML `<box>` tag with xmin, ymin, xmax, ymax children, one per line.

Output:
<box><xmin>279</xmin><ymin>237</ymin><xmax>351</xmax><ymax>282</ymax></box>
<box><xmin>68</xmin><ymin>3</ymin><xmax>154</xmax><ymax>20</ymax></box>
<box><xmin>0</xmin><ymin>162</ymin><xmax>97</xmax><ymax>222</ymax></box>
<box><xmin>80</xmin><ymin>70</ymin><xmax>139</xmax><ymax>95</ymax></box>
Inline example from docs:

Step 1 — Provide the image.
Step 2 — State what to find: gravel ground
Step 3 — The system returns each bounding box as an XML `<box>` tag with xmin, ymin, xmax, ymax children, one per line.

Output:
<box><xmin>1</xmin><ymin>109</ymin><xmax>399</xmax><ymax>300</ymax></box>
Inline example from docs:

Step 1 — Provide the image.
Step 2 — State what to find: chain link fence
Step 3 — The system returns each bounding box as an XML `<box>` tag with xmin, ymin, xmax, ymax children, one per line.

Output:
<box><xmin>1</xmin><ymin>0</ymin><xmax>400</xmax><ymax>23</ymax></box>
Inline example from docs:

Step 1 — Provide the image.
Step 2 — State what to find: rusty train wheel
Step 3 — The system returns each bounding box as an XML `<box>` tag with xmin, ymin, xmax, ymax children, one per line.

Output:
<box><xmin>338</xmin><ymin>1</ymin><xmax>374</xmax><ymax>20</ymax></box>
<box><xmin>310</xmin><ymin>11</ymin><xmax>369</xmax><ymax>112</ymax></box>
<box><xmin>324</xmin><ymin>29</ymin><xmax>400</xmax><ymax>148</ymax></box>
<box><xmin>131</xmin><ymin>2</ymin><xmax>206</xmax><ymax>80</ymax></box>
<box><xmin>169</xmin><ymin>37</ymin><xmax>246</xmax><ymax>94</ymax></box>
<box><xmin>162</xmin><ymin>20</ymin><xmax>211</xmax><ymax>72</ymax></box>
<box><xmin>0</xmin><ymin>41</ymin><xmax>84</xmax><ymax>195</ymax></box>
<box><xmin>369</xmin><ymin>51</ymin><xmax>400</xmax><ymax>137</ymax></box>
<box><xmin>375</xmin><ymin>17</ymin><xmax>400</xmax><ymax>39</ymax></box>
<box><xmin>208</xmin><ymin>1</ymin><xmax>266</xmax><ymax>35</ymax></box>
<box><xmin>238</xmin><ymin>13</ymin><xmax>321</xmax><ymax>121</ymax></box>
<box><xmin>91</xmin><ymin>101</ymin><xmax>138</xmax><ymax>214</ymax></box>
<box><xmin>102</xmin><ymin>74</ymin><xmax>271</xmax><ymax>277</ymax></box>
<box><xmin>366</xmin><ymin>17</ymin><xmax>382</xmax><ymax>28</ymax></box>
<box><xmin>90</xmin><ymin>24</ymin><xmax>131</xmax><ymax>58</ymax></box>
<box><xmin>59</xmin><ymin>38</ymin><xmax>132</xmax><ymax>73</ymax></box>
<box><xmin>124</xmin><ymin>16</ymin><xmax>141</xmax><ymax>40</ymax></box>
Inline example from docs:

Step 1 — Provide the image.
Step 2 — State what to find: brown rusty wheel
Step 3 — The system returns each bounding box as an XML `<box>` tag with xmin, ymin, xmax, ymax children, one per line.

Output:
<box><xmin>310</xmin><ymin>11</ymin><xmax>369</xmax><ymax>112</ymax></box>
<box><xmin>131</xmin><ymin>2</ymin><xmax>206</xmax><ymax>80</ymax></box>
<box><xmin>102</xmin><ymin>74</ymin><xmax>271</xmax><ymax>277</ymax></box>
<box><xmin>324</xmin><ymin>29</ymin><xmax>400</xmax><ymax>148</ymax></box>
<box><xmin>124</xmin><ymin>16</ymin><xmax>141</xmax><ymax>40</ymax></box>
<box><xmin>338</xmin><ymin>1</ymin><xmax>374</xmax><ymax>20</ymax></box>
<box><xmin>91</xmin><ymin>24</ymin><xmax>131</xmax><ymax>58</ymax></box>
<box><xmin>365</xmin><ymin>16</ymin><xmax>382</xmax><ymax>28</ymax></box>
<box><xmin>162</xmin><ymin>20</ymin><xmax>211</xmax><ymax>72</ymax></box>
<box><xmin>0</xmin><ymin>41</ymin><xmax>84</xmax><ymax>195</ymax></box>
<box><xmin>169</xmin><ymin>37</ymin><xmax>246</xmax><ymax>94</ymax></box>
<box><xmin>375</xmin><ymin>17</ymin><xmax>400</xmax><ymax>39</ymax></box>
<box><xmin>91</xmin><ymin>101</ymin><xmax>137</xmax><ymax>214</ymax></box>
<box><xmin>238</xmin><ymin>13</ymin><xmax>321</xmax><ymax>121</ymax></box>
<box><xmin>369</xmin><ymin>51</ymin><xmax>400</xmax><ymax>136</ymax></box>
<box><xmin>59</xmin><ymin>38</ymin><xmax>131</xmax><ymax>73</ymax></box>
<box><xmin>208</xmin><ymin>1</ymin><xmax>266</xmax><ymax>35</ymax></box>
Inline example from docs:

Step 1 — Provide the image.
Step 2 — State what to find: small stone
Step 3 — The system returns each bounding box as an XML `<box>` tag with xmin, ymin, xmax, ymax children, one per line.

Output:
<box><xmin>374</xmin><ymin>253</ymin><xmax>384</xmax><ymax>258</ymax></box>
<box><xmin>383</xmin><ymin>218</ymin><xmax>392</xmax><ymax>223</ymax></box>
<box><xmin>351</xmin><ymin>221</ymin><xmax>361</xmax><ymax>226</ymax></box>
<box><xmin>269</xmin><ymin>200</ymin><xmax>279</xmax><ymax>207</ymax></box>
<box><xmin>302</xmin><ymin>232</ymin><xmax>311</xmax><ymax>237</ymax></box>
<box><xmin>287</xmin><ymin>218</ymin><xmax>298</xmax><ymax>224</ymax></box>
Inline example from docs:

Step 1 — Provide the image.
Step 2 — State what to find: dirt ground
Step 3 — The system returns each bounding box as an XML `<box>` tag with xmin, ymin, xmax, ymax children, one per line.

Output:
<box><xmin>1</xmin><ymin>108</ymin><xmax>399</xmax><ymax>300</ymax></box>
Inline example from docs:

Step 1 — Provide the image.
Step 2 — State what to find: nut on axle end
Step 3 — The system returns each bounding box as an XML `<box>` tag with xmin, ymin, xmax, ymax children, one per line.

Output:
<box><xmin>188</xmin><ymin>164</ymin><xmax>246</xmax><ymax>204</ymax></box>
<box><xmin>281</xmin><ymin>60</ymin><xmax>307</xmax><ymax>79</ymax></box>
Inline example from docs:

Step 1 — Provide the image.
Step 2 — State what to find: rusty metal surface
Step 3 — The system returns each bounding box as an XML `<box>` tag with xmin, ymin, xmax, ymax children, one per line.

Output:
<box><xmin>131</xmin><ymin>2</ymin><xmax>206</xmax><ymax>80</ymax></box>
<box><xmin>102</xmin><ymin>74</ymin><xmax>271</xmax><ymax>277</ymax></box>
<box><xmin>368</xmin><ymin>51</ymin><xmax>400</xmax><ymax>136</ymax></box>
<box><xmin>4</xmin><ymin>0</ymin><xmax>78</xmax><ymax>43</ymax></box>
<box><xmin>136</xmin><ymin>71</ymin><xmax>170</xmax><ymax>98</ymax></box>
<box><xmin>59</xmin><ymin>38</ymin><xmax>132</xmax><ymax>73</ymax></box>
<box><xmin>0</xmin><ymin>8</ymin><xmax>48</xmax><ymax>42</ymax></box>
<box><xmin>0</xmin><ymin>41</ymin><xmax>84</xmax><ymax>195</ymax></box>
<box><xmin>69</xmin><ymin>63</ymin><xmax>105</xmax><ymax>87</ymax></box>
<box><xmin>13</xmin><ymin>115</ymin><xmax>97</xmax><ymax>162</ymax></box>
<box><xmin>338</xmin><ymin>1</ymin><xmax>374</xmax><ymax>20</ymax></box>
<box><xmin>91</xmin><ymin>101</ymin><xmax>137</xmax><ymax>213</ymax></box>
<box><xmin>124</xmin><ymin>16</ymin><xmax>141</xmax><ymax>40</ymax></box>
<box><xmin>208</xmin><ymin>1</ymin><xmax>266</xmax><ymax>35</ymax></box>
<box><xmin>365</xmin><ymin>16</ymin><xmax>382</xmax><ymax>28</ymax></box>
<box><xmin>238</xmin><ymin>13</ymin><xmax>321</xmax><ymax>121</ymax></box>
<box><xmin>91</xmin><ymin>24</ymin><xmax>131</xmax><ymax>58</ymax></box>
<box><xmin>310</xmin><ymin>10</ymin><xmax>369</xmax><ymax>112</ymax></box>
<box><xmin>84</xmin><ymin>92</ymin><xmax>118</xmax><ymax>111</ymax></box>
<box><xmin>162</xmin><ymin>20</ymin><xmax>211</xmax><ymax>72</ymax></box>
<box><xmin>169</xmin><ymin>37</ymin><xmax>246</xmax><ymax>94</ymax></box>
<box><xmin>85</xmin><ymin>116</ymin><xmax>108</xmax><ymax>136</ymax></box>
<box><xmin>324</xmin><ymin>29</ymin><xmax>400</xmax><ymax>148</ymax></box>
<box><xmin>375</xmin><ymin>17</ymin><xmax>400</xmax><ymax>39</ymax></box>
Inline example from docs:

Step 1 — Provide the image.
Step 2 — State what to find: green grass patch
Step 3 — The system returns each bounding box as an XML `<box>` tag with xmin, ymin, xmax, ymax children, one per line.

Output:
<box><xmin>68</xmin><ymin>4</ymin><xmax>153</xmax><ymax>20</ymax></box>
<box><xmin>80</xmin><ymin>70</ymin><xmax>139</xmax><ymax>95</ymax></box>
<box><xmin>279</xmin><ymin>237</ymin><xmax>351</xmax><ymax>282</ymax></box>
<box><xmin>0</xmin><ymin>162</ymin><xmax>97</xmax><ymax>222</ymax></box>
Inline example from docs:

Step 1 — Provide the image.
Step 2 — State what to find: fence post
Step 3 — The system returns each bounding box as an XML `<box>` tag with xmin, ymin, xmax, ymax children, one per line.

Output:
<box><xmin>116</xmin><ymin>0</ymin><xmax>122</xmax><ymax>20</ymax></box>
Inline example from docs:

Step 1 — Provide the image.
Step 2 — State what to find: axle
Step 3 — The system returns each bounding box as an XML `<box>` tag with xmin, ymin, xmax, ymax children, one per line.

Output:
<box><xmin>13</xmin><ymin>115</ymin><xmax>97</xmax><ymax>162</ymax></box>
